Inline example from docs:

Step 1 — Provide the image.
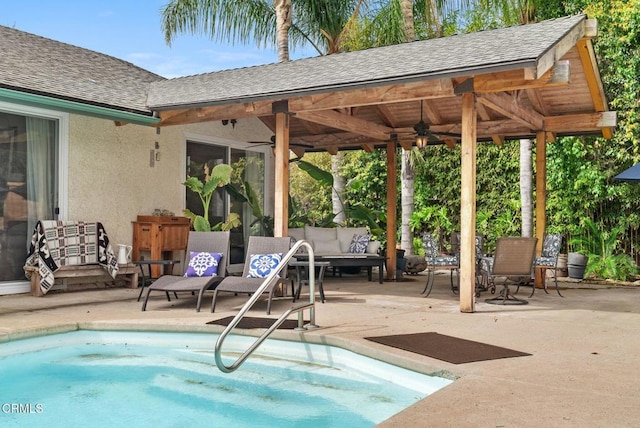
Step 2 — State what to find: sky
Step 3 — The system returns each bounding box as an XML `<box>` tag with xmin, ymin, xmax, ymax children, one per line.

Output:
<box><xmin>2</xmin><ymin>0</ymin><xmax>314</xmax><ymax>79</ymax></box>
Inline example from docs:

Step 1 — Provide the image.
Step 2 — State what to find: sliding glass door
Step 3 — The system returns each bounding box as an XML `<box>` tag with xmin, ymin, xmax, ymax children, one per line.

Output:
<box><xmin>186</xmin><ymin>140</ymin><xmax>265</xmax><ymax>265</ymax></box>
<box><xmin>0</xmin><ymin>111</ymin><xmax>59</xmax><ymax>282</ymax></box>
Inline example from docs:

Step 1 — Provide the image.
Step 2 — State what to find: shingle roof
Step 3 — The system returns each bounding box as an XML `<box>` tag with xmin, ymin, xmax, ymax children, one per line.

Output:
<box><xmin>147</xmin><ymin>14</ymin><xmax>586</xmax><ymax>110</ymax></box>
<box><xmin>0</xmin><ymin>25</ymin><xmax>164</xmax><ymax>115</ymax></box>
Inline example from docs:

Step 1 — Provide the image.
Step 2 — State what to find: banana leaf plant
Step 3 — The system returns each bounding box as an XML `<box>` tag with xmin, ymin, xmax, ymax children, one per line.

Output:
<box><xmin>226</xmin><ymin>181</ymin><xmax>273</xmax><ymax>236</ymax></box>
<box><xmin>183</xmin><ymin>163</ymin><xmax>240</xmax><ymax>232</ymax></box>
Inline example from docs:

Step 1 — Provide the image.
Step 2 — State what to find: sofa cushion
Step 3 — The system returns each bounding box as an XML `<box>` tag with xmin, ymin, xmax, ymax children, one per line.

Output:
<box><xmin>313</xmin><ymin>240</ymin><xmax>342</xmax><ymax>255</ymax></box>
<box><xmin>305</xmin><ymin>226</ymin><xmax>336</xmax><ymax>242</ymax></box>
<box><xmin>336</xmin><ymin>227</ymin><xmax>368</xmax><ymax>252</ymax></box>
<box><xmin>367</xmin><ymin>240</ymin><xmax>381</xmax><ymax>254</ymax></box>
<box><xmin>288</xmin><ymin>228</ymin><xmax>306</xmax><ymax>243</ymax></box>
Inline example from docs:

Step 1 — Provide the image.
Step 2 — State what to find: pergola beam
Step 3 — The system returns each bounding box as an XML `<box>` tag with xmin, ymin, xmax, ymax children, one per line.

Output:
<box><xmin>295</xmin><ymin>109</ymin><xmax>392</xmax><ymax>141</ymax></box>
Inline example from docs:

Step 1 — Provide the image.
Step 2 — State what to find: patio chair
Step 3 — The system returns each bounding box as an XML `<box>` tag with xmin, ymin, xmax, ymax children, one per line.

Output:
<box><xmin>141</xmin><ymin>231</ymin><xmax>230</xmax><ymax>312</ymax></box>
<box><xmin>483</xmin><ymin>237</ymin><xmax>538</xmax><ymax>305</ymax></box>
<box><xmin>211</xmin><ymin>236</ymin><xmax>292</xmax><ymax>315</ymax></box>
<box><xmin>421</xmin><ymin>232</ymin><xmax>459</xmax><ymax>297</ymax></box>
<box><xmin>532</xmin><ymin>233</ymin><xmax>564</xmax><ymax>297</ymax></box>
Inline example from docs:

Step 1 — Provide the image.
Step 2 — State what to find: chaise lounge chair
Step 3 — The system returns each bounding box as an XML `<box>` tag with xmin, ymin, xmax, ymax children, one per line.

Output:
<box><xmin>141</xmin><ymin>231</ymin><xmax>230</xmax><ymax>312</ymax></box>
<box><xmin>211</xmin><ymin>236</ymin><xmax>291</xmax><ymax>315</ymax></box>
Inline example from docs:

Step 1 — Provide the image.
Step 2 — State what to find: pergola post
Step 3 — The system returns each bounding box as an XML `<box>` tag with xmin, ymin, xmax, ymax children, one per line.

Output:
<box><xmin>535</xmin><ymin>130</ymin><xmax>547</xmax><ymax>287</ymax></box>
<box><xmin>274</xmin><ymin>111</ymin><xmax>290</xmax><ymax>237</ymax></box>
<box><xmin>460</xmin><ymin>92</ymin><xmax>477</xmax><ymax>313</ymax></box>
<box><xmin>386</xmin><ymin>141</ymin><xmax>397</xmax><ymax>280</ymax></box>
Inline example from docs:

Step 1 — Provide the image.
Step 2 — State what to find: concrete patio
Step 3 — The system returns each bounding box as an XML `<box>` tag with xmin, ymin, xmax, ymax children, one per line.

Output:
<box><xmin>1</xmin><ymin>271</ymin><xmax>639</xmax><ymax>427</ymax></box>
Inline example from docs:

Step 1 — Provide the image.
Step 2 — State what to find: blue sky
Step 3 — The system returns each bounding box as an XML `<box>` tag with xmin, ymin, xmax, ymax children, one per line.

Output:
<box><xmin>2</xmin><ymin>0</ymin><xmax>313</xmax><ymax>78</ymax></box>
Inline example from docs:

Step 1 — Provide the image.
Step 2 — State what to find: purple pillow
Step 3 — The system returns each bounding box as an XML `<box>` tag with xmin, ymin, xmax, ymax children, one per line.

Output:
<box><xmin>184</xmin><ymin>252</ymin><xmax>222</xmax><ymax>277</ymax></box>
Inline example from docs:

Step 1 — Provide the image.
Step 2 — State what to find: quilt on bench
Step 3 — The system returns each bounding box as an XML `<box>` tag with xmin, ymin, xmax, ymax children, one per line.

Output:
<box><xmin>24</xmin><ymin>220</ymin><xmax>119</xmax><ymax>295</ymax></box>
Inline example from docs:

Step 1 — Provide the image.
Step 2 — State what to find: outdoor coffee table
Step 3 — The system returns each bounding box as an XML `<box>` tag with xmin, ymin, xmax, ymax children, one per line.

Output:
<box><xmin>295</xmin><ymin>255</ymin><xmax>385</xmax><ymax>284</ymax></box>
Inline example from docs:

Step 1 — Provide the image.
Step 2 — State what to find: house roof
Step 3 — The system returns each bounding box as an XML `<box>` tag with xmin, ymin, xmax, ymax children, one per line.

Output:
<box><xmin>147</xmin><ymin>14</ymin><xmax>615</xmax><ymax>153</ymax></box>
<box><xmin>148</xmin><ymin>14</ymin><xmax>585</xmax><ymax>109</ymax></box>
<box><xmin>0</xmin><ymin>24</ymin><xmax>164</xmax><ymax>116</ymax></box>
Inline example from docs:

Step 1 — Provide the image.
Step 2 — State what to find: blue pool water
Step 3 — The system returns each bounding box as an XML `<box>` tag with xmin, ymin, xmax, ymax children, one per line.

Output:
<box><xmin>0</xmin><ymin>330</ymin><xmax>451</xmax><ymax>427</ymax></box>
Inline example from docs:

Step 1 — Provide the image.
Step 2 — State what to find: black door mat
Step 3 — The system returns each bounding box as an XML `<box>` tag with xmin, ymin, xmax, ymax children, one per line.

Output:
<box><xmin>207</xmin><ymin>316</ymin><xmax>308</xmax><ymax>330</ymax></box>
<box><xmin>365</xmin><ymin>332</ymin><xmax>531</xmax><ymax>364</ymax></box>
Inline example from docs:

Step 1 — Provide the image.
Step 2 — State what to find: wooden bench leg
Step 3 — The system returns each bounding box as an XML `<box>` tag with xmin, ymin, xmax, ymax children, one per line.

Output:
<box><xmin>30</xmin><ymin>275</ymin><xmax>44</xmax><ymax>297</ymax></box>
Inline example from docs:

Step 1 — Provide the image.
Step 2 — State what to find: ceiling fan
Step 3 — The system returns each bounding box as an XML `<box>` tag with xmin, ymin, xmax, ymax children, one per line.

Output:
<box><xmin>412</xmin><ymin>100</ymin><xmax>461</xmax><ymax>148</ymax></box>
<box><xmin>246</xmin><ymin>135</ymin><xmax>313</xmax><ymax>158</ymax></box>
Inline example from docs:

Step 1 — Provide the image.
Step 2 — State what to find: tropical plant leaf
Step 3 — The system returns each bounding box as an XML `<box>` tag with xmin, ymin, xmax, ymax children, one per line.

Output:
<box><xmin>297</xmin><ymin>159</ymin><xmax>334</xmax><ymax>187</ymax></box>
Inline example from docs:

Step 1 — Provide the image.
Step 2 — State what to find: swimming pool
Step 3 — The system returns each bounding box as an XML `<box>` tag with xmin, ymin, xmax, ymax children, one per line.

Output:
<box><xmin>0</xmin><ymin>330</ymin><xmax>452</xmax><ymax>427</ymax></box>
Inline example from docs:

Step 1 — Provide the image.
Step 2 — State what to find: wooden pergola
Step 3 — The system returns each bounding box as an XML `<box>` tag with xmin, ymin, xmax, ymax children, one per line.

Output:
<box><xmin>147</xmin><ymin>15</ymin><xmax>615</xmax><ymax>312</ymax></box>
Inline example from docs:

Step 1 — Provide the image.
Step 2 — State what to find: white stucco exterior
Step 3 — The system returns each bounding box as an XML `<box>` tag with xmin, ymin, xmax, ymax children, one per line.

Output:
<box><xmin>66</xmin><ymin>114</ymin><xmax>274</xmax><ymax>249</ymax></box>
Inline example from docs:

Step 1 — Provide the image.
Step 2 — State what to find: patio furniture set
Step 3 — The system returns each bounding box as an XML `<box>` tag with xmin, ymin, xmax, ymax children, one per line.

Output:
<box><xmin>138</xmin><ymin>228</ymin><xmax>387</xmax><ymax>313</ymax></box>
<box><xmin>420</xmin><ymin>231</ymin><xmax>565</xmax><ymax>305</ymax></box>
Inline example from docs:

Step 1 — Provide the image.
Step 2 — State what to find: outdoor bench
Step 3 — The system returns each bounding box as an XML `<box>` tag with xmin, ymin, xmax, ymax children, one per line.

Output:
<box><xmin>23</xmin><ymin>264</ymin><xmax>139</xmax><ymax>297</ymax></box>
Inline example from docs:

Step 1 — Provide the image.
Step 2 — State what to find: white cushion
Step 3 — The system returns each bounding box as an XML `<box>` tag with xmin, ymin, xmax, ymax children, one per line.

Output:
<box><xmin>336</xmin><ymin>227</ymin><xmax>368</xmax><ymax>252</ymax></box>
<box><xmin>366</xmin><ymin>240</ymin><xmax>381</xmax><ymax>254</ymax></box>
<box><xmin>313</xmin><ymin>240</ymin><xmax>342</xmax><ymax>255</ymax></box>
<box><xmin>305</xmin><ymin>226</ymin><xmax>336</xmax><ymax>242</ymax></box>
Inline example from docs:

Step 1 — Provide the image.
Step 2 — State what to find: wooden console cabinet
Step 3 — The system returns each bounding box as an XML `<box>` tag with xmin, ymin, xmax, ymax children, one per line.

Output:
<box><xmin>132</xmin><ymin>215</ymin><xmax>190</xmax><ymax>277</ymax></box>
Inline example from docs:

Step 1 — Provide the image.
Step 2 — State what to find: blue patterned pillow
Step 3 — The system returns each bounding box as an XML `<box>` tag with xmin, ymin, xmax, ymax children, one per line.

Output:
<box><xmin>247</xmin><ymin>253</ymin><xmax>282</xmax><ymax>278</ymax></box>
<box><xmin>184</xmin><ymin>252</ymin><xmax>222</xmax><ymax>277</ymax></box>
<box><xmin>349</xmin><ymin>234</ymin><xmax>371</xmax><ymax>254</ymax></box>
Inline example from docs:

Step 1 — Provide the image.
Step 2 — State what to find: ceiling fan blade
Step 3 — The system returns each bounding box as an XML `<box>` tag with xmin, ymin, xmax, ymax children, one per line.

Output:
<box><xmin>290</xmin><ymin>146</ymin><xmax>306</xmax><ymax>158</ymax></box>
<box><xmin>431</xmin><ymin>130</ymin><xmax>461</xmax><ymax>137</ymax></box>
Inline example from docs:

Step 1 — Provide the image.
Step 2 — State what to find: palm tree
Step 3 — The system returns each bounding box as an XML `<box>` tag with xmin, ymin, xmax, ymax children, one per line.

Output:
<box><xmin>162</xmin><ymin>0</ymin><xmax>293</xmax><ymax>62</ymax></box>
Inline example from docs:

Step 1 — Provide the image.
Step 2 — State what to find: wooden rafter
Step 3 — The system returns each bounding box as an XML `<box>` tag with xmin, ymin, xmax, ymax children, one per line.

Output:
<box><xmin>476</xmin><ymin>92</ymin><xmax>545</xmax><ymax>130</ymax></box>
<box><xmin>295</xmin><ymin>110</ymin><xmax>392</xmax><ymax>141</ymax></box>
<box><xmin>474</xmin><ymin>61</ymin><xmax>570</xmax><ymax>93</ymax></box>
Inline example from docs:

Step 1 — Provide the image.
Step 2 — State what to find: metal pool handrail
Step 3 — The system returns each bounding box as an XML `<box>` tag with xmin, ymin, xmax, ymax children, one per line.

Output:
<box><xmin>214</xmin><ymin>240</ymin><xmax>317</xmax><ymax>373</ymax></box>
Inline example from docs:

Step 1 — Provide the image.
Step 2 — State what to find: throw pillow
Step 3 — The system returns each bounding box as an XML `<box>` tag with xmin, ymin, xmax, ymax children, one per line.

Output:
<box><xmin>247</xmin><ymin>253</ymin><xmax>282</xmax><ymax>278</ymax></box>
<box><xmin>184</xmin><ymin>252</ymin><xmax>223</xmax><ymax>277</ymax></box>
<box><xmin>349</xmin><ymin>234</ymin><xmax>371</xmax><ymax>254</ymax></box>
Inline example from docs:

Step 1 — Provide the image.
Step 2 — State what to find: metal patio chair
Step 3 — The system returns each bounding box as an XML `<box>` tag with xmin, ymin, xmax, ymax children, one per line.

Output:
<box><xmin>483</xmin><ymin>237</ymin><xmax>538</xmax><ymax>305</ymax></box>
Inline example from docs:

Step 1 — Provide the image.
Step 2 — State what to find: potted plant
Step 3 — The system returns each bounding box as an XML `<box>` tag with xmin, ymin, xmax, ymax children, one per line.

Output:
<box><xmin>569</xmin><ymin>218</ymin><xmax>637</xmax><ymax>281</ymax></box>
<box><xmin>183</xmin><ymin>163</ymin><xmax>240</xmax><ymax>232</ymax></box>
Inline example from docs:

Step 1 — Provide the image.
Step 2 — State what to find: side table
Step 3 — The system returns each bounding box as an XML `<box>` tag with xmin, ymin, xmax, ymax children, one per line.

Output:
<box><xmin>289</xmin><ymin>260</ymin><xmax>330</xmax><ymax>303</ymax></box>
<box><xmin>135</xmin><ymin>259</ymin><xmax>180</xmax><ymax>301</ymax></box>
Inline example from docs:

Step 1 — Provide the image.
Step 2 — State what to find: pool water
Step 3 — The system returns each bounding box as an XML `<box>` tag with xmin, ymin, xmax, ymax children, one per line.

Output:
<box><xmin>0</xmin><ymin>330</ymin><xmax>451</xmax><ymax>427</ymax></box>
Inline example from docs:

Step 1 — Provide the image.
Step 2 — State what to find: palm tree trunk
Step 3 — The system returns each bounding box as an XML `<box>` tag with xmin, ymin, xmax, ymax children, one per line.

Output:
<box><xmin>401</xmin><ymin>150</ymin><xmax>414</xmax><ymax>254</ymax></box>
<box><xmin>520</xmin><ymin>138</ymin><xmax>533</xmax><ymax>237</ymax></box>
<box><xmin>274</xmin><ymin>0</ymin><xmax>292</xmax><ymax>62</ymax></box>
<box><xmin>400</xmin><ymin>0</ymin><xmax>415</xmax><ymax>41</ymax></box>
<box><xmin>332</xmin><ymin>152</ymin><xmax>346</xmax><ymax>225</ymax></box>
<box><xmin>400</xmin><ymin>0</ymin><xmax>415</xmax><ymax>255</ymax></box>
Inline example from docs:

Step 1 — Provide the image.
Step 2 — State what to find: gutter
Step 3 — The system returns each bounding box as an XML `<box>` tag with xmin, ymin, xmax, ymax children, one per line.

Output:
<box><xmin>0</xmin><ymin>87</ymin><xmax>159</xmax><ymax>126</ymax></box>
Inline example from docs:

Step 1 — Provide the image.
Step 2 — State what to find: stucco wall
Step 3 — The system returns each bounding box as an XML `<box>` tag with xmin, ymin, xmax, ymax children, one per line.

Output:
<box><xmin>67</xmin><ymin>114</ymin><xmax>273</xmax><ymax>248</ymax></box>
